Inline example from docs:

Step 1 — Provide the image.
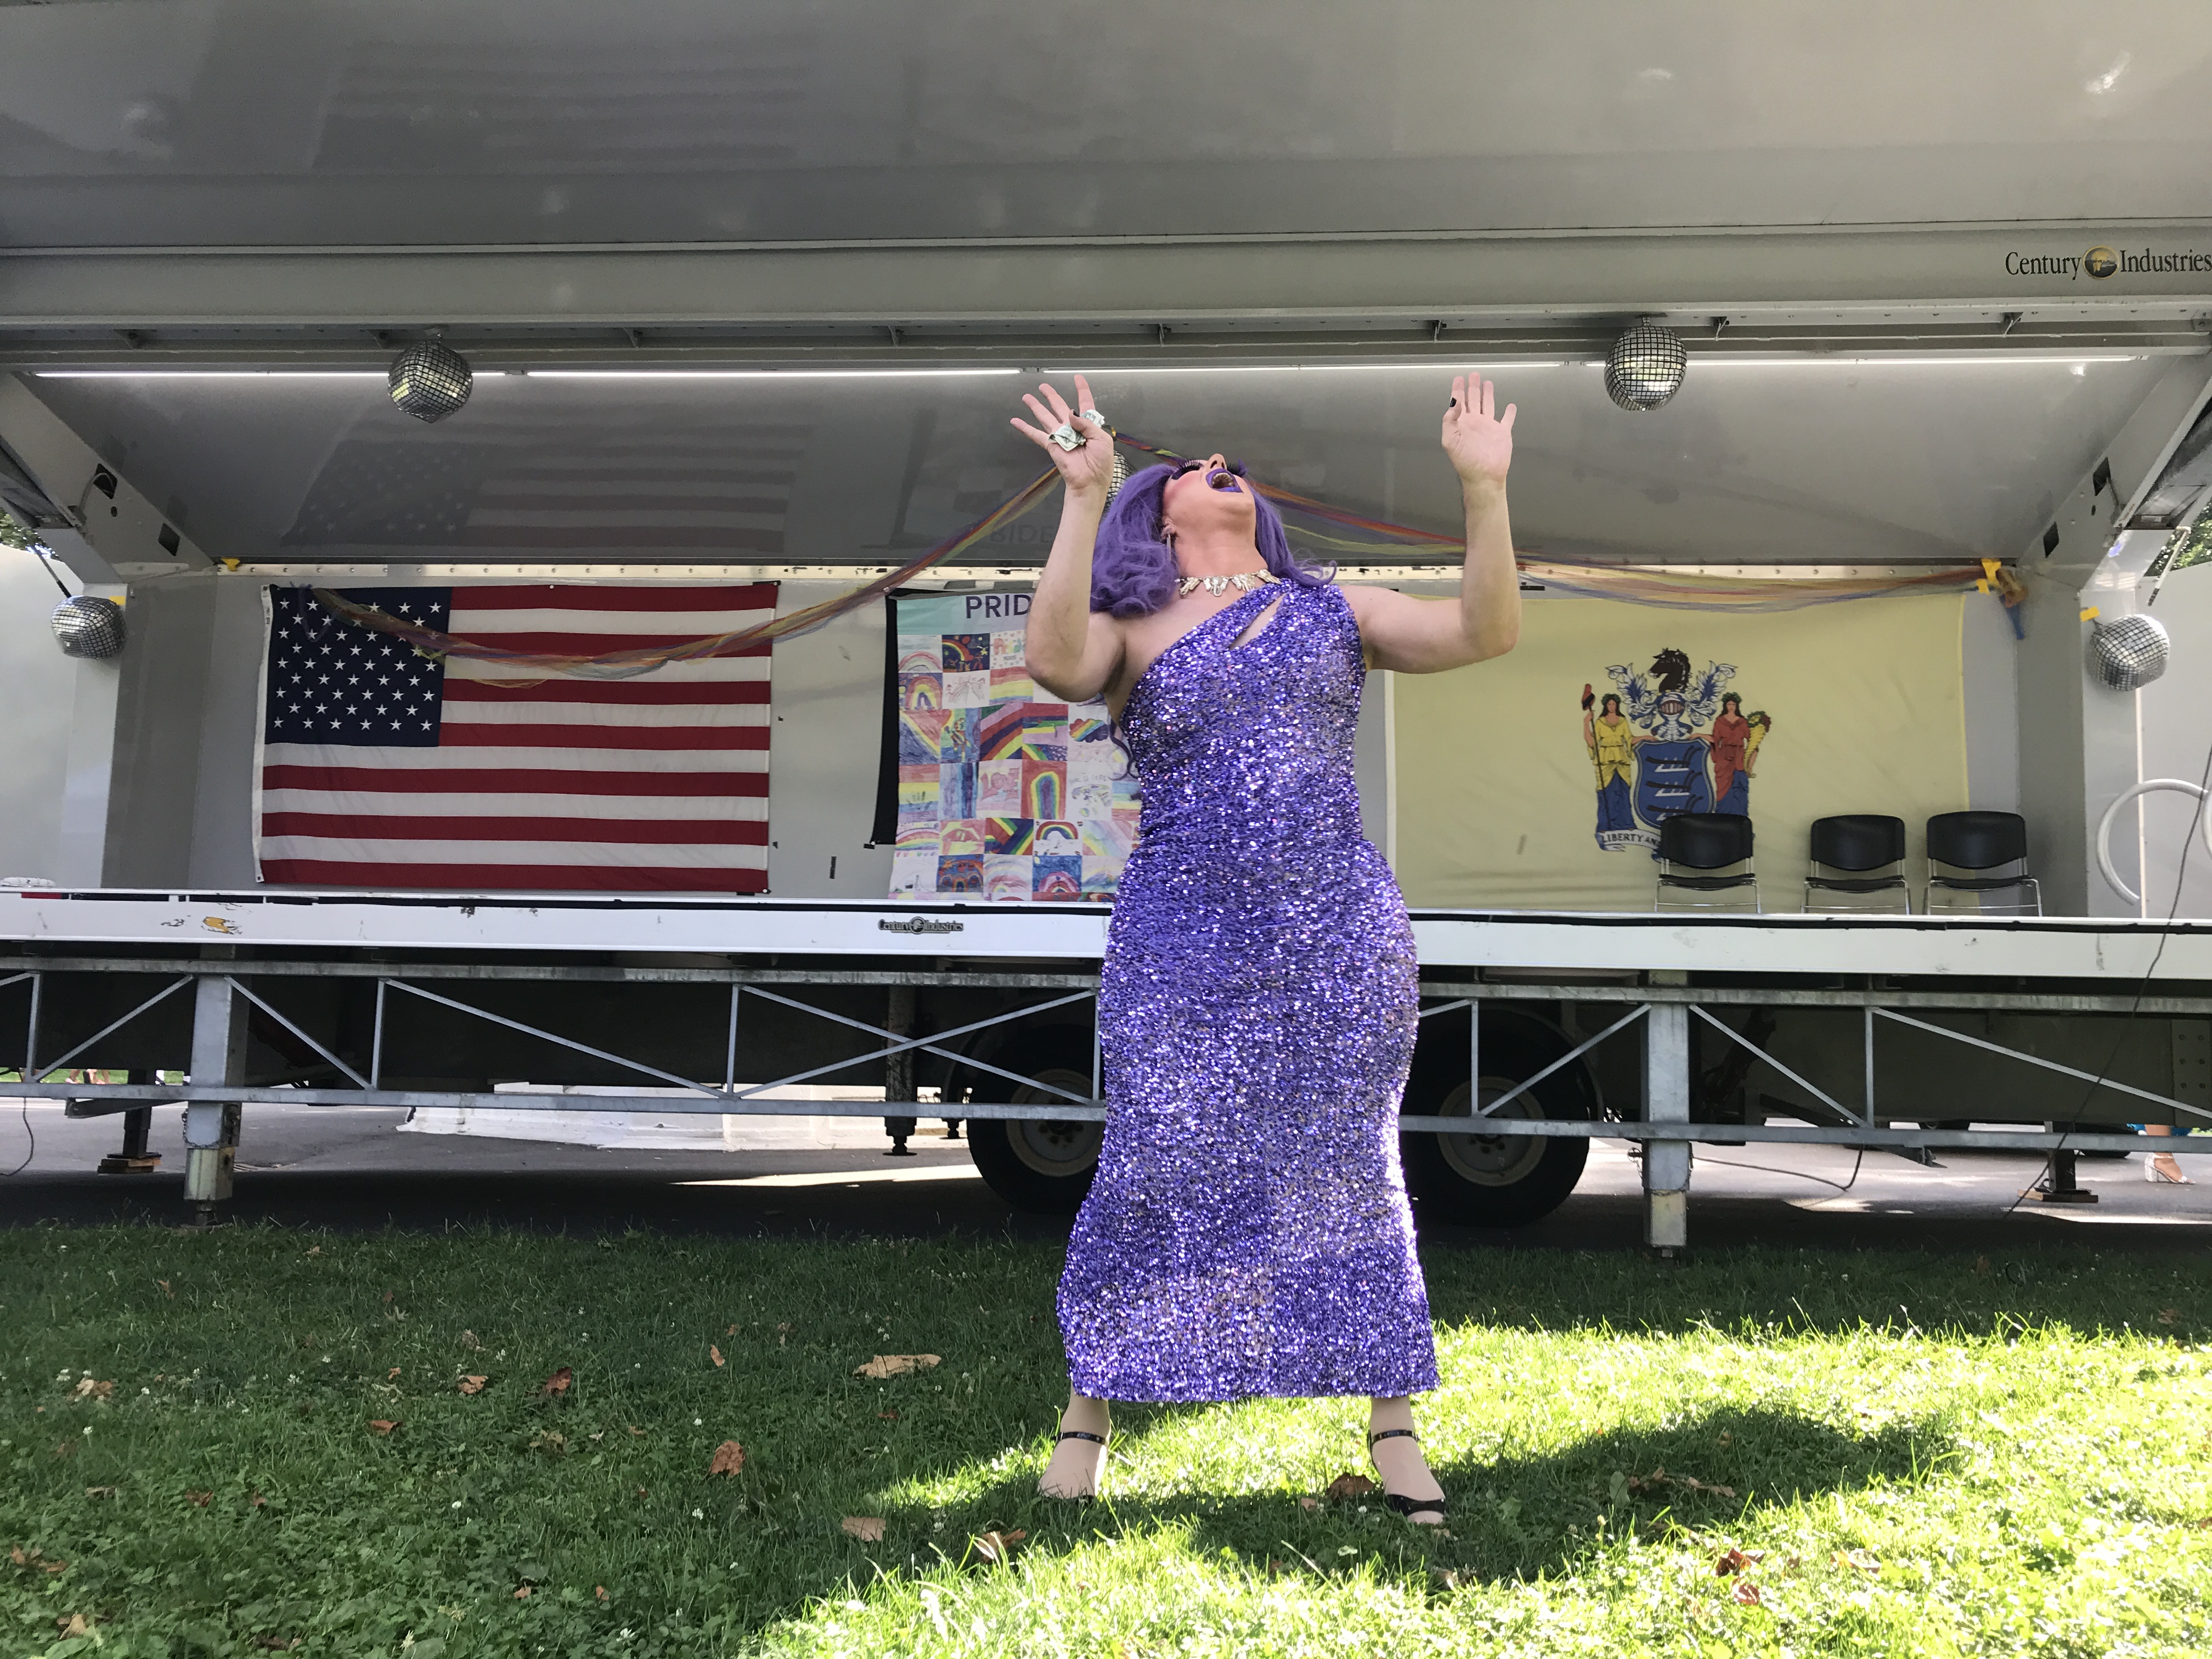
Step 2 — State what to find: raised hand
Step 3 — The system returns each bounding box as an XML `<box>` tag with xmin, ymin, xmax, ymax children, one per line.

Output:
<box><xmin>1011</xmin><ymin>375</ymin><xmax>1116</xmax><ymax>500</ymax></box>
<box><xmin>1442</xmin><ymin>373</ymin><xmax>1515</xmax><ymax>489</ymax></box>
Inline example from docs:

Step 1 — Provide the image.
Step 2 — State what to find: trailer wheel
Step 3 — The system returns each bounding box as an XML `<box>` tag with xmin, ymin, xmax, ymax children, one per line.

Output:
<box><xmin>1401</xmin><ymin>1020</ymin><xmax>1593</xmax><ymax>1228</ymax></box>
<box><xmin>966</xmin><ymin>1040</ymin><xmax>1101</xmax><ymax>1215</ymax></box>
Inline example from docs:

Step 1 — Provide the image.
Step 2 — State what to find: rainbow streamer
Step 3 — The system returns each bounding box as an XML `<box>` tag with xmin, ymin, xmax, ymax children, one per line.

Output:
<box><xmin>313</xmin><ymin>428</ymin><xmax>2012</xmax><ymax>678</ymax></box>
<box><xmin>1112</xmin><ymin>433</ymin><xmax>2012</xmax><ymax>614</ymax></box>
<box><xmin>312</xmin><ymin>463</ymin><xmax>1064</xmax><ymax>679</ymax></box>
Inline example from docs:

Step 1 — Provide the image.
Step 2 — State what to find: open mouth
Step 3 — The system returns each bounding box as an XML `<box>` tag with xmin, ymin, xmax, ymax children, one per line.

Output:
<box><xmin>1206</xmin><ymin>470</ymin><xmax>1240</xmax><ymax>491</ymax></box>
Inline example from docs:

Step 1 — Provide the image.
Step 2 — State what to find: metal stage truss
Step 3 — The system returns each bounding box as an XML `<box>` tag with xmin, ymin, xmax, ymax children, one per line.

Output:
<box><xmin>8</xmin><ymin>957</ymin><xmax>2211</xmax><ymax>1143</ymax></box>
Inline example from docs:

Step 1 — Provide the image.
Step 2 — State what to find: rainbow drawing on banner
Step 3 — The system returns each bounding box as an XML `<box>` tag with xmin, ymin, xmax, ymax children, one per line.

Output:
<box><xmin>887</xmin><ymin>590</ymin><xmax>1134</xmax><ymax>902</ymax></box>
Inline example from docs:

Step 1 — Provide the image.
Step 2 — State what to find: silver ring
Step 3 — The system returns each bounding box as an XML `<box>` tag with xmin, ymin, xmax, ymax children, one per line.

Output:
<box><xmin>1079</xmin><ymin>408</ymin><xmax>1106</xmax><ymax>426</ymax></box>
<box><xmin>1048</xmin><ymin>423</ymin><xmax>1086</xmax><ymax>452</ymax></box>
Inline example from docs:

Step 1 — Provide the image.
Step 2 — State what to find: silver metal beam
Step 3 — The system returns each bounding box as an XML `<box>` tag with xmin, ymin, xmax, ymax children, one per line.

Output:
<box><xmin>1874</xmin><ymin>1006</ymin><xmax>2212</xmax><ymax>1121</ymax></box>
<box><xmin>1690</xmin><ymin>1003</ymin><xmax>1862</xmax><ymax>1125</ymax></box>
<box><xmin>3</xmin><ymin>222</ymin><xmax>2210</xmax><ymax>343</ymax></box>
<box><xmin>10</xmin><ymin>957</ymin><xmax>2212</xmax><ymax>1014</ymax></box>
<box><xmin>14</xmin><ymin>1079</ymin><xmax>2210</xmax><ymax>1155</ymax></box>
<box><xmin>1477</xmin><ymin>1004</ymin><xmax>1646</xmax><ymax>1115</ymax></box>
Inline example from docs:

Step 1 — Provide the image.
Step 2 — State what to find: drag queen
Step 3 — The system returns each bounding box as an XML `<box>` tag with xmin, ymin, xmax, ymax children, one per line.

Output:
<box><xmin>1013</xmin><ymin>373</ymin><xmax>1521</xmax><ymax>1523</ymax></box>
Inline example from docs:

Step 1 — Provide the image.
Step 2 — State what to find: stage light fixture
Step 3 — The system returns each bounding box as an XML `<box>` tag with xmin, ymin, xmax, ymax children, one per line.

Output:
<box><xmin>1604</xmin><ymin>323</ymin><xmax>1687</xmax><ymax>411</ymax></box>
<box><xmin>52</xmin><ymin>595</ymin><xmax>126</xmax><ymax>659</ymax></box>
<box><xmin>2090</xmin><ymin>612</ymin><xmax>2170</xmax><ymax>690</ymax></box>
<box><xmin>387</xmin><ymin>339</ymin><xmax>473</xmax><ymax>422</ymax></box>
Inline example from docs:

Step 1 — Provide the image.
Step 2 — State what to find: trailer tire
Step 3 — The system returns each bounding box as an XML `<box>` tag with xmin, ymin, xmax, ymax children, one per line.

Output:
<box><xmin>965</xmin><ymin>1038</ymin><xmax>1101</xmax><ymax>1215</ymax></box>
<box><xmin>1401</xmin><ymin>1018</ymin><xmax>1594</xmax><ymax>1228</ymax></box>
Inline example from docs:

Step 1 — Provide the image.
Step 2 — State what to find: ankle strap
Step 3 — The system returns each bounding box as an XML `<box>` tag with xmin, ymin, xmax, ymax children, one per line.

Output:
<box><xmin>1369</xmin><ymin>1427</ymin><xmax>1420</xmax><ymax>1446</ymax></box>
<box><xmin>1057</xmin><ymin>1429</ymin><xmax>1108</xmax><ymax>1446</ymax></box>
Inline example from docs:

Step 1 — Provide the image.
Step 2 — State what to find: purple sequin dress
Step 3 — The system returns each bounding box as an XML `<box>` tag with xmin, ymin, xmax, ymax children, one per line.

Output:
<box><xmin>1057</xmin><ymin>580</ymin><xmax>1438</xmax><ymax>1402</ymax></box>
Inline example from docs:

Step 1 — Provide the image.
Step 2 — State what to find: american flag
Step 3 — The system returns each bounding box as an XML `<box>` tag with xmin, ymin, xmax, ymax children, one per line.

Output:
<box><xmin>256</xmin><ymin>583</ymin><xmax>775</xmax><ymax>894</ymax></box>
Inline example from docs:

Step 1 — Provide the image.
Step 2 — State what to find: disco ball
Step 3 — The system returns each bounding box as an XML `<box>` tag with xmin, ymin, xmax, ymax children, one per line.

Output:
<box><xmin>387</xmin><ymin>339</ymin><xmax>473</xmax><ymax>423</ymax></box>
<box><xmin>2090</xmin><ymin>612</ymin><xmax>2170</xmax><ymax>691</ymax></box>
<box><xmin>1604</xmin><ymin>323</ymin><xmax>1688</xmax><ymax>412</ymax></box>
<box><xmin>51</xmin><ymin>596</ymin><xmax>126</xmax><ymax>659</ymax></box>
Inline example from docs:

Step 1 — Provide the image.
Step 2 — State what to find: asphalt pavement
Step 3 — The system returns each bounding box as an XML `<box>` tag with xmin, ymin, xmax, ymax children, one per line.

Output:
<box><xmin>0</xmin><ymin>1101</ymin><xmax>2205</xmax><ymax>1252</ymax></box>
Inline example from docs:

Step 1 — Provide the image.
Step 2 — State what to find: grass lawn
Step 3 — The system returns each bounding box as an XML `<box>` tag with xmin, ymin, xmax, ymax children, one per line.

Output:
<box><xmin>2</xmin><ymin>1226</ymin><xmax>2208</xmax><ymax>1658</ymax></box>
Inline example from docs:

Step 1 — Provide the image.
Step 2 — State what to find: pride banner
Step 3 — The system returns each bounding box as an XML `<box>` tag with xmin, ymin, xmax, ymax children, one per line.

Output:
<box><xmin>877</xmin><ymin>590</ymin><xmax>1138</xmax><ymax>901</ymax></box>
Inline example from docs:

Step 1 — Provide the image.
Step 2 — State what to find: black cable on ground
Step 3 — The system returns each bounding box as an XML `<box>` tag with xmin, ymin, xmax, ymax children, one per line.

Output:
<box><xmin>1698</xmin><ymin>1148</ymin><xmax>1866</xmax><ymax>1194</ymax></box>
<box><xmin>2</xmin><ymin>1093</ymin><xmax>33</xmax><ymax>1177</ymax></box>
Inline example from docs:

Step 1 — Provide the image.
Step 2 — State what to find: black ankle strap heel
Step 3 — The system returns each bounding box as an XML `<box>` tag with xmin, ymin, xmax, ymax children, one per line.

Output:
<box><xmin>1368</xmin><ymin>1428</ymin><xmax>1450</xmax><ymax>1520</ymax></box>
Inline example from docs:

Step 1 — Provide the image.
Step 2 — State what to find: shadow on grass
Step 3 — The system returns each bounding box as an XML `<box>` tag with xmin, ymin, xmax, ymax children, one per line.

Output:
<box><xmin>918</xmin><ymin>1402</ymin><xmax>1951</xmax><ymax>1587</ymax></box>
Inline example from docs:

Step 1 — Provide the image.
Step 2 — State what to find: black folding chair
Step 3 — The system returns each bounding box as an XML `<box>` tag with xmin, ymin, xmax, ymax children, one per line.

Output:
<box><xmin>1924</xmin><ymin>811</ymin><xmax>2041</xmax><ymax>916</ymax></box>
<box><xmin>1656</xmin><ymin>812</ymin><xmax>1759</xmax><ymax>913</ymax></box>
<box><xmin>1804</xmin><ymin>814</ymin><xmax>1910</xmax><ymax>914</ymax></box>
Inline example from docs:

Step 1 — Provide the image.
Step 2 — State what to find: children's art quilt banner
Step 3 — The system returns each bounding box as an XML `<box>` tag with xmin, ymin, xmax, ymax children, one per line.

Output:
<box><xmin>1392</xmin><ymin>595</ymin><xmax>1971</xmax><ymax>911</ymax></box>
<box><xmin>877</xmin><ymin>590</ymin><xmax>1138</xmax><ymax>901</ymax></box>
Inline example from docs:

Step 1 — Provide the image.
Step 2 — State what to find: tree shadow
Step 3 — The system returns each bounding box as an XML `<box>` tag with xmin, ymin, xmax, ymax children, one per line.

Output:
<box><xmin>902</xmin><ymin>1401</ymin><xmax>1950</xmax><ymax>1590</ymax></box>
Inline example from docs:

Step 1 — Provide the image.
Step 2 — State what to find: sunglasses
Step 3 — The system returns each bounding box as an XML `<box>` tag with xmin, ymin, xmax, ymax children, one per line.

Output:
<box><xmin>1170</xmin><ymin>458</ymin><xmax>1248</xmax><ymax>485</ymax></box>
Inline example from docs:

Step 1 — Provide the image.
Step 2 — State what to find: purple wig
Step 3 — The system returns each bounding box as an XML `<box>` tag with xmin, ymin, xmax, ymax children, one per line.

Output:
<box><xmin>1088</xmin><ymin>460</ymin><xmax>1333</xmax><ymax>617</ymax></box>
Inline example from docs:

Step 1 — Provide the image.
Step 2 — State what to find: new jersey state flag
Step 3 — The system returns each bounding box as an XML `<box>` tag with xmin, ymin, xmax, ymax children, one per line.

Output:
<box><xmin>255</xmin><ymin>583</ymin><xmax>774</xmax><ymax>893</ymax></box>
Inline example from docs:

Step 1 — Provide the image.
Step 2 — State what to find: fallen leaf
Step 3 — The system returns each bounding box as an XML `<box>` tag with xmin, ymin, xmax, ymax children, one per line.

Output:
<box><xmin>1715</xmin><ymin>1548</ymin><xmax>1762</xmax><ymax>1575</ymax></box>
<box><xmin>2158</xmin><ymin>1307</ymin><xmax>2181</xmax><ymax>1327</ymax></box>
<box><xmin>1430</xmin><ymin>1566</ymin><xmax>1463</xmax><ymax>1590</ymax></box>
<box><xmin>367</xmin><ymin>1420</ymin><xmax>399</xmax><ymax>1436</ymax></box>
<box><xmin>68</xmin><ymin>1378</ymin><xmax>114</xmax><ymax>1402</ymax></box>
<box><xmin>387</xmin><ymin>1367</ymin><xmax>402</xmax><ymax>1380</ymax></box>
<box><xmin>83</xmin><ymin>1486</ymin><xmax>118</xmax><ymax>1499</ymax></box>
<box><xmin>1297</xmin><ymin>1496</ymin><xmax>1321</xmax><ymax>1512</ymax></box>
<box><xmin>842</xmin><ymin>1516</ymin><xmax>887</xmax><ymax>1542</ymax></box>
<box><xmin>776</xmin><ymin>1323</ymin><xmax>791</xmax><ymax>1347</ymax></box>
<box><xmin>589</xmin><ymin>1431</ymin><xmax>605</xmax><ymax>1442</ymax></box>
<box><xmin>382</xmin><ymin>1291</ymin><xmax>395</xmax><ymax>1304</ymax></box>
<box><xmin>539</xmin><ymin>1367</ymin><xmax>573</xmax><ymax>1397</ymax></box>
<box><xmin>968</xmin><ymin>1528</ymin><xmax>1026</xmax><ymax>1566</ymax></box>
<box><xmin>1835</xmin><ymin>1548</ymin><xmax>1880</xmax><ymax>1572</ymax></box>
<box><xmin>514</xmin><ymin>1585</ymin><xmax>531</xmax><ymax>1599</ymax></box>
<box><xmin>627</xmin><ymin>1425</ymin><xmax>646</xmax><ymax>1437</ymax></box>
<box><xmin>56</xmin><ymin>1614</ymin><xmax>92</xmax><ymax>1638</ymax></box>
<box><xmin>187</xmin><ymin>1489</ymin><xmax>213</xmax><ymax>1506</ymax></box>
<box><xmin>708</xmin><ymin>1440</ymin><xmax>746</xmax><ymax>1477</ymax></box>
<box><xmin>157</xmin><ymin>1279</ymin><xmax>173</xmax><ymax>1297</ymax></box>
<box><xmin>52</xmin><ymin>1441</ymin><xmax>74</xmax><ymax>1459</ymax></box>
<box><xmin>710</xmin><ymin>1345</ymin><xmax>725</xmax><ymax>1368</ymax></box>
<box><xmin>1715</xmin><ymin>1432</ymin><xmax>1735</xmax><ymax>1448</ymax></box>
<box><xmin>1731</xmin><ymin>1580</ymin><xmax>1762</xmax><ymax>1606</ymax></box>
<box><xmin>306</xmin><ymin>1246</ymin><xmax>322</xmax><ymax>1257</ymax></box>
<box><xmin>529</xmin><ymin>1431</ymin><xmax>567</xmax><ymax>1457</ymax></box>
<box><xmin>854</xmin><ymin>1353</ymin><xmax>940</xmax><ymax>1380</ymax></box>
<box><xmin>460</xmin><ymin>1330</ymin><xmax>482</xmax><ymax>1350</ymax></box>
<box><xmin>635</xmin><ymin>1486</ymin><xmax>648</xmax><ymax>1498</ymax></box>
<box><xmin>1972</xmin><ymin>1255</ymin><xmax>1991</xmax><ymax>1275</ymax></box>
<box><xmin>1323</xmin><ymin>1471</ymin><xmax>1379</xmax><ymax>1502</ymax></box>
<box><xmin>725</xmin><ymin>1324</ymin><xmax>737</xmax><ymax>1335</ymax></box>
<box><xmin>877</xmin><ymin>1411</ymin><xmax>899</xmax><ymax>1421</ymax></box>
<box><xmin>251</xmin><ymin>1493</ymin><xmax>267</xmax><ymax>1508</ymax></box>
<box><xmin>459</xmin><ymin>1375</ymin><xmax>489</xmax><ymax>1395</ymax></box>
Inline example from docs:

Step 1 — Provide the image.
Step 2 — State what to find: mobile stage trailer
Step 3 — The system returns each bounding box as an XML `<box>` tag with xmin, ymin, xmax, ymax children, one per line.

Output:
<box><xmin>8</xmin><ymin>889</ymin><xmax>2209</xmax><ymax>1249</ymax></box>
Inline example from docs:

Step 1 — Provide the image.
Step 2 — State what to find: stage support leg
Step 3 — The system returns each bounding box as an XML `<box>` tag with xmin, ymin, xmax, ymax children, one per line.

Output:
<box><xmin>97</xmin><ymin>1071</ymin><xmax>161</xmax><ymax>1173</ymax></box>
<box><xmin>882</xmin><ymin>984</ymin><xmax>917</xmax><ymax>1158</ymax></box>
<box><xmin>183</xmin><ymin>978</ymin><xmax>247</xmax><ymax>1226</ymax></box>
<box><xmin>1644</xmin><ymin>994</ymin><xmax>1692</xmax><ymax>1256</ymax></box>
